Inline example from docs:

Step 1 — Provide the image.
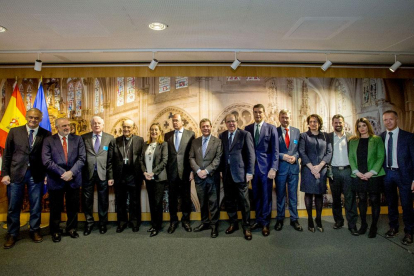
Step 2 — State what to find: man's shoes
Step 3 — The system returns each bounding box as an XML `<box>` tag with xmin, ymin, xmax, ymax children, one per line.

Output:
<box><xmin>132</xmin><ymin>226</ymin><xmax>139</xmax><ymax>232</ymax></box>
<box><xmin>358</xmin><ymin>223</ymin><xmax>368</xmax><ymax>235</ymax></box>
<box><xmin>225</xmin><ymin>224</ymin><xmax>239</xmax><ymax>234</ymax></box>
<box><xmin>30</xmin><ymin>231</ymin><xmax>43</xmax><ymax>243</ymax></box>
<box><xmin>244</xmin><ymin>229</ymin><xmax>252</xmax><ymax>241</ymax></box>
<box><xmin>262</xmin><ymin>226</ymin><xmax>270</xmax><ymax>237</ymax></box>
<box><xmin>402</xmin><ymin>233</ymin><xmax>413</xmax><ymax>245</ymax></box>
<box><xmin>368</xmin><ymin>226</ymin><xmax>377</xmax><ymax>238</ymax></box>
<box><xmin>3</xmin><ymin>235</ymin><xmax>17</xmax><ymax>249</ymax></box>
<box><xmin>52</xmin><ymin>233</ymin><xmax>61</xmax><ymax>243</ymax></box>
<box><xmin>290</xmin><ymin>221</ymin><xmax>303</xmax><ymax>232</ymax></box>
<box><xmin>251</xmin><ymin>222</ymin><xmax>262</xmax><ymax>230</ymax></box>
<box><xmin>84</xmin><ymin>226</ymin><xmax>93</xmax><ymax>236</ymax></box>
<box><xmin>333</xmin><ymin>221</ymin><xmax>344</xmax><ymax>229</ymax></box>
<box><xmin>116</xmin><ymin>224</ymin><xmax>127</xmax><ymax>233</ymax></box>
<box><xmin>182</xmin><ymin>223</ymin><xmax>192</xmax><ymax>232</ymax></box>
<box><xmin>211</xmin><ymin>227</ymin><xmax>218</xmax><ymax>238</ymax></box>
<box><xmin>150</xmin><ymin>230</ymin><xmax>159</xmax><ymax>237</ymax></box>
<box><xmin>147</xmin><ymin>227</ymin><xmax>155</xmax><ymax>233</ymax></box>
<box><xmin>167</xmin><ymin>222</ymin><xmax>178</xmax><ymax>234</ymax></box>
<box><xmin>385</xmin><ymin>228</ymin><xmax>398</xmax><ymax>238</ymax></box>
<box><xmin>68</xmin><ymin>230</ymin><xmax>79</xmax><ymax>239</ymax></box>
<box><xmin>194</xmin><ymin>224</ymin><xmax>210</xmax><ymax>232</ymax></box>
<box><xmin>274</xmin><ymin>220</ymin><xmax>283</xmax><ymax>231</ymax></box>
<box><xmin>349</xmin><ymin>228</ymin><xmax>359</xmax><ymax>236</ymax></box>
<box><xmin>99</xmin><ymin>225</ymin><xmax>107</xmax><ymax>234</ymax></box>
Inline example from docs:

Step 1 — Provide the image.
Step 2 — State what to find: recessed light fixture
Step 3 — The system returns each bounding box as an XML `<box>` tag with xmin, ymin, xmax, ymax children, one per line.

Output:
<box><xmin>0</xmin><ymin>26</ymin><xmax>7</xmax><ymax>32</ymax></box>
<box><xmin>149</xmin><ymin>22</ymin><xmax>168</xmax><ymax>31</ymax></box>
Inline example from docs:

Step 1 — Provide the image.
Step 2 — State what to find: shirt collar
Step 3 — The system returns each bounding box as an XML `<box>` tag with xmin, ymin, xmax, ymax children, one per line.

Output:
<box><xmin>26</xmin><ymin>125</ymin><xmax>39</xmax><ymax>134</ymax></box>
<box><xmin>333</xmin><ymin>131</ymin><xmax>345</xmax><ymax>138</ymax></box>
<box><xmin>388</xmin><ymin>127</ymin><xmax>399</xmax><ymax>135</ymax></box>
<box><xmin>93</xmin><ymin>132</ymin><xmax>102</xmax><ymax>137</ymax></box>
<box><xmin>229</xmin><ymin>129</ymin><xmax>237</xmax><ymax>137</ymax></box>
<box><xmin>203</xmin><ymin>135</ymin><xmax>211</xmax><ymax>141</ymax></box>
<box><xmin>175</xmin><ymin>127</ymin><xmax>184</xmax><ymax>133</ymax></box>
<box><xmin>58</xmin><ymin>133</ymin><xmax>68</xmax><ymax>140</ymax></box>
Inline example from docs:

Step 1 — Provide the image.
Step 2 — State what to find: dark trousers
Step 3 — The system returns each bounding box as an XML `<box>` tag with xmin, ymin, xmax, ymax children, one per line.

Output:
<box><xmin>168</xmin><ymin>177</ymin><xmax>192</xmax><ymax>224</ymax></box>
<box><xmin>384</xmin><ymin>169</ymin><xmax>414</xmax><ymax>234</ymax></box>
<box><xmin>7</xmin><ymin>169</ymin><xmax>43</xmax><ymax>236</ymax></box>
<box><xmin>146</xmin><ymin>180</ymin><xmax>166</xmax><ymax>230</ymax></box>
<box><xmin>357</xmin><ymin>191</ymin><xmax>380</xmax><ymax>227</ymax></box>
<box><xmin>82</xmin><ymin>171</ymin><xmax>108</xmax><ymax>227</ymax></box>
<box><xmin>195</xmin><ymin>176</ymin><xmax>220</xmax><ymax>227</ymax></box>
<box><xmin>275</xmin><ymin>172</ymin><xmax>299</xmax><ymax>222</ymax></box>
<box><xmin>224</xmin><ymin>166</ymin><xmax>251</xmax><ymax>230</ymax></box>
<box><xmin>330</xmin><ymin>167</ymin><xmax>358</xmax><ymax>229</ymax></box>
<box><xmin>115</xmin><ymin>181</ymin><xmax>142</xmax><ymax>227</ymax></box>
<box><xmin>251</xmin><ymin>169</ymin><xmax>273</xmax><ymax>226</ymax></box>
<box><xmin>49</xmin><ymin>184</ymin><xmax>80</xmax><ymax>234</ymax></box>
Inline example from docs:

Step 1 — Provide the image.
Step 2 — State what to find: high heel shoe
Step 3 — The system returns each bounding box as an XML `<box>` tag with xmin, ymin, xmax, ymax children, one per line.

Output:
<box><xmin>315</xmin><ymin>218</ymin><xmax>324</xmax><ymax>232</ymax></box>
<box><xmin>308</xmin><ymin>218</ymin><xmax>315</xmax><ymax>233</ymax></box>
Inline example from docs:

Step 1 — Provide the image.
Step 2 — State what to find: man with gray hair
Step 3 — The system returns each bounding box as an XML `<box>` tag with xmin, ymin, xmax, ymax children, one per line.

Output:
<box><xmin>81</xmin><ymin>116</ymin><xmax>115</xmax><ymax>236</ymax></box>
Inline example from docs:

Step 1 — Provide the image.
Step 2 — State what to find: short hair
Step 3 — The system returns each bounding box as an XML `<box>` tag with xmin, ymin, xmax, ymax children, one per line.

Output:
<box><xmin>279</xmin><ymin>109</ymin><xmax>291</xmax><ymax>117</ymax></box>
<box><xmin>331</xmin><ymin>114</ymin><xmax>344</xmax><ymax>122</ymax></box>
<box><xmin>383</xmin><ymin>110</ymin><xmax>398</xmax><ymax>117</ymax></box>
<box><xmin>55</xmin><ymin>117</ymin><xmax>68</xmax><ymax>127</ymax></box>
<box><xmin>306</xmin><ymin>114</ymin><xmax>323</xmax><ymax>131</ymax></box>
<box><xmin>26</xmin><ymin>108</ymin><xmax>42</xmax><ymax>115</ymax></box>
<box><xmin>351</xmin><ymin>118</ymin><xmax>375</xmax><ymax>140</ymax></box>
<box><xmin>225</xmin><ymin>113</ymin><xmax>238</xmax><ymax>122</ymax></box>
<box><xmin>147</xmin><ymin>123</ymin><xmax>164</xmax><ymax>144</ymax></box>
<box><xmin>253</xmin><ymin>104</ymin><xmax>265</xmax><ymax>112</ymax></box>
<box><xmin>199</xmin><ymin>118</ymin><xmax>212</xmax><ymax>128</ymax></box>
<box><xmin>90</xmin><ymin>116</ymin><xmax>104</xmax><ymax>124</ymax></box>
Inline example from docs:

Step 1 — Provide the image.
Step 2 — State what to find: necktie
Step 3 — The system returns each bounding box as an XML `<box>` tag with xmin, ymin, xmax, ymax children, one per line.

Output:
<box><xmin>62</xmin><ymin>136</ymin><xmax>68</xmax><ymax>164</ymax></box>
<box><xmin>229</xmin><ymin>132</ymin><xmax>233</xmax><ymax>150</ymax></box>
<box><xmin>94</xmin><ymin>134</ymin><xmax>100</xmax><ymax>153</ymax></box>
<box><xmin>175</xmin><ymin>130</ymin><xmax>180</xmax><ymax>152</ymax></box>
<box><xmin>202</xmin><ymin>137</ymin><xmax>208</xmax><ymax>158</ymax></box>
<box><xmin>254</xmin><ymin>124</ymin><xmax>260</xmax><ymax>146</ymax></box>
<box><xmin>29</xmin><ymin>129</ymin><xmax>34</xmax><ymax>150</ymax></box>
<box><xmin>285</xmin><ymin>128</ymin><xmax>290</xmax><ymax>148</ymax></box>
<box><xmin>387</xmin><ymin>132</ymin><xmax>393</xmax><ymax>167</ymax></box>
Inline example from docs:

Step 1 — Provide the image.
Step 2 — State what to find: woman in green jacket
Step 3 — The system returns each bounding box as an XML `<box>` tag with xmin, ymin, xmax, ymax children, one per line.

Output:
<box><xmin>349</xmin><ymin>118</ymin><xmax>385</xmax><ymax>238</ymax></box>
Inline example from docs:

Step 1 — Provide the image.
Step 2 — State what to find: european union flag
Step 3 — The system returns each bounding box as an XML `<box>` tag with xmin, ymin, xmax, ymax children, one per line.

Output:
<box><xmin>33</xmin><ymin>79</ymin><xmax>51</xmax><ymax>132</ymax></box>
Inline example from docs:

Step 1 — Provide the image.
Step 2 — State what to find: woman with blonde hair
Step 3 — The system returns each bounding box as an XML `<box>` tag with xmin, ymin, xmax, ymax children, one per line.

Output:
<box><xmin>348</xmin><ymin>118</ymin><xmax>385</xmax><ymax>238</ymax></box>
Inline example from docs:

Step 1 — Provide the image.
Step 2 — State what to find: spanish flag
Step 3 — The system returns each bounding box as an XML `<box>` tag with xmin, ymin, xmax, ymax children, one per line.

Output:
<box><xmin>0</xmin><ymin>83</ymin><xmax>27</xmax><ymax>149</ymax></box>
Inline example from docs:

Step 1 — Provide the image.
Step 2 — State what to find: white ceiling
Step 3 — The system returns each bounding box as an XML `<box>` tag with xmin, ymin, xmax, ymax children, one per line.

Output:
<box><xmin>0</xmin><ymin>0</ymin><xmax>414</xmax><ymax>66</ymax></box>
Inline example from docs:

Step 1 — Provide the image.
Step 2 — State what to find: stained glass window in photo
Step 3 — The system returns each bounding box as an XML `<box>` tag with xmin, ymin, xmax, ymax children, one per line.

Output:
<box><xmin>19</xmin><ymin>83</ymin><xmax>24</xmax><ymax>100</ymax></box>
<box><xmin>26</xmin><ymin>85</ymin><xmax>32</xmax><ymax>110</ymax></box>
<box><xmin>67</xmin><ymin>82</ymin><xmax>75</xmax><ymax>112</ymax></box>
<box><xmin>126</xmin><ymin>77</ymin><xmax>135</xmax><ymax>103</ymax></box>
<box><xmin>94</xmin><ymin>78</ymin><xmax>100</xmax><ymax>114</ymax></box>
<box><xmin>227</xmin><ymin>77</ymin><xmax>241</xmax><ymax>82</ymax></box>
<box><xmin>117</xmin><ymin>77</ymin><xmax>125</xmax><ymax>106</ymax></box>
<box><xmin>54</xmin><ymin>86</ymin><xmax>61</xmax><ymax>111</ymax></box>
<box><xmin>159</xmin><ymin>77</ymin><xmax>170</xmax><ymax>93</ymax></box>
<box><xmin>175</xmin><ymin>77</ymin><xmax>188</xmax><ymax>89</ymax></box>
<box><xmin>75</xmin><ymin>81</ymin><xmax>82</xmax><ymax>117</ymax></box>
<box><xmin>247</xmin><ymin>77</ymin><xmax>261</xmax><ymax>81</ymax></box>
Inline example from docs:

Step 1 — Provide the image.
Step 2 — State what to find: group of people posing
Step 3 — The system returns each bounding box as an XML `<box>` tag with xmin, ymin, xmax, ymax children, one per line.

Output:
<box><xmin>1</xmin><ymin>104</ymin><xmax>414</xmax><ymax>249</ymax></box>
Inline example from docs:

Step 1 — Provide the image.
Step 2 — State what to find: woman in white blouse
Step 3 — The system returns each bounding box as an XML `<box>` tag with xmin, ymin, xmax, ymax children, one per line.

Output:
<box><xmin>140</xmin><ymin>123</ymin><xmax>168</xmax><ymax>237</ymax></box>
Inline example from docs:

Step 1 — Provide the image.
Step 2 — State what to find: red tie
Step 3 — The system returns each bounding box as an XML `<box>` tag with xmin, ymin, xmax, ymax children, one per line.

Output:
<box><xmin>62</xmin><ymin>136</ymin><xmax>68</xmax><ymax>164</ymax></box>
<box><xmin>285</xmin><ymin>128</ymin><xmax>290</xmax><ymax>148</ymax></box>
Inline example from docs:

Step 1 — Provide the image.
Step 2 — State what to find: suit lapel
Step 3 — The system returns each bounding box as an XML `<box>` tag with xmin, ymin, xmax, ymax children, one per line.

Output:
<box><xmin>117</xmin><ymin>136</ymin><xmax>125</xmax><ymax>159</ymax></box>
<box><xmin>230</xmin><ymin>129</ymin><xmax>239</xmax><ymax>151</ymax></box>
<box><xmin>67</xmin><ymin>134</ymin><xmax>76</xmax><ymax>162</ymax></box>
<box><xmin>178</xmin><ymin>130</ymin><xmax>187</xmax><ymax>152</ymax></box>
<box><xmin>30</xmin><ymin>127</ymin><xmax>42</xmax><ymax>152</ymax></box>
<box><xmin>203</xmin><ymin>136</ymin><xmax>213</xmax><ymax>158</ymax></box>
<box><xmin>54</xmin><ymin>134</ymin><xmax>66</xmax><ymax>163</ymax></box>
<box><xmin>99</xmin><ymin>132</ymin><xmax>109</xmax><ymax>154</ymax></box>
<box><xmin>258</xmin><ymin>123</ymin><xmax>266</xmax><ymax>144</ymax></box>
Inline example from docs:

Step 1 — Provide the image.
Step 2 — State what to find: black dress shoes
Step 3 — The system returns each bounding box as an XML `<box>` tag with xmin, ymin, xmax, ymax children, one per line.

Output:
<box><xmin>99</xmin><ymin>225</ymin><xmax>107</xmax><ymax>234</ymax></box>
<box><xmin>368</xmin><ymin>226</ymin><xmax>377</xmax><ymax>238</ymax></box>
<box><xmin>182</xmin><ymin>223</ymin><xmax>192</xmax><ymax>232</ymax></box>
<box><xmin>194</xmin><ymin>224</ymin><xmax>210</xmax><ymax>232</ymax></box>
<box><xmin>68</xmin><ymin>230</ymin><xmax>79</xmax><ymax>239</ymax></box>
<box><xmin>52</xmin><ymin>233</ymin><xmax>61</xmax><ymax>243</ymax></box>
<box><xmin>402</xmin><ymin>233</ymin><xmax>413</xmax><ymax>245</ymax></box>
<box><xmin>251</xmin><ymin>222</ymin><xmax>262</xmax><ymax>230</ymax></box>
<box><xmin>147</xmin><ymin>227</ymin><xmax>155</xmax><ymax>233</ymax></box>
<box><xmin>262</xmin><ymin>226</ymin><xmax>270</xmax><ymax>237</ymax></box>
<box><xmin>290</xmin><ymin>221</ymin><xmax>303</xmax><ymax>232</ymax></box>
<box><xmin>211</xmin><ymin>227</ymin><xmax>218</xmax><ymax>238</ymax></box>
<box><xmin>116</xmin><ymin>224</ymin><xmax>127</xmax><ymax>233</ymax></box>
<box><xmin>3</xmin><ymin>235</ymin><xmax>17</xmax><ymax>249</ymax></box>
<box><xmin>167</xmin><ymin>223</ymin><xmax>178</xmax><ymax>234</ymax></box>
<box><xmin>349</xmin><ymin>228</ymin><xmax>359</xmax><ymax>236</ymax></box>
<box><xmin>333</xmin><ymin>221</ymin><xmax>344</xmax><ymax>229</ymax></box>
<box><xmin>274</xmin><ymin>220</ymin><xmax>283</xmax><ymax>231</ymax></box>
<box><xmin>244</xmin><ymin>229</ymin><xmax>252</xmax><ymax>241</ymax></box>
<box><xmin>385</xmin><ymin>228</ymin><xmax>398</xmax><ymax>238</ymax></box>
<box><xmin>225</xmin><ymin>224</ymin><xmax>239</xmax><ymax>234</ymax></box>
<box><xmin>84</xmin><ymin>226</ymin><xmax>93</xmax><ymax>236</ymax></box>
<box><xmin>358</xmin><ymin>223</ymin><xmax>368</xmax><ymax>235</ymax></box>
<box><xmin>150</xmin><ymin>230</ymin><xmax>159</xmax><ymax>237</ymax></box>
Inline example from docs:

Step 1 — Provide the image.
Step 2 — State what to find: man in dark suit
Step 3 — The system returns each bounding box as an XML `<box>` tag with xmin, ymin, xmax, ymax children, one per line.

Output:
<box><xmin>81</xmin><ymin>116</ymin><xmax>115</xmax><ymax>236</ymax></box>
<box><xmin>1</xmin><ymin>108</ymin><xmax>51</xmax><ymax>249</ymax></box>
<box><xmin>42</xmin><ymin>117</ymin><xmax>86</xmax><ymax>242</ymax></box>
<box><xmin>219</xmin><ymin>113</ymin><xmax>255</xmax><ymax>240</ymax></box>
<box><xmin>189</xmin><ymin>118</ymin><xmax>223</xmax><ymax>238</ymax></box>
<box><xmin>245</xmin><ymin>104</ymin><xmax>278</xmax><ymax>236</ymax></box>
<box><xmin>381</xmin><ymin>110</ymin><xmax>414</xmax><ymax>245</ymax></box>
<box><xmin>275</xmin><ymin>110</ymin><xmax>303</xmax><ymax>232</ymax></box>
<box><xmin>164</xmin><ymin>114</ymin><xmax>195</xmax><ymax>233</ymax></box>
<box><xmin>327</xmin><ymin>114</ymin><xmax>358</xmax><ymax>235</ymax></box>
<box><xmin>107</xmin><ymin>119</ymin><xmax>144</xmax><ymax>233</ymax></box>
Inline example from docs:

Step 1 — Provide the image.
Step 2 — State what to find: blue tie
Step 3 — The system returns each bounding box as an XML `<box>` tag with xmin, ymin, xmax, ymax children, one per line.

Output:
<box><xmin>202</xmin><ymin>137</ymin><xmax>208</xmax><ymax>158</ymax></box>
<box><xmin>175</xmin><ymin>130</ymin><xmax>180</xmax><ymax>152</ymax></box>
<box><xmin>229</xmin><ymin>132</ymin><xmax>233</xmax><ymax>150</ymax></box>
<box><xmin>387</xmin><ymin>132</ymin><xmax>393</xmax><ymax>167</ymax></box>
<box><xmin>28</xmin><ymin>130</ymin><xmax>34</xmax><ymax>150</ymax></box>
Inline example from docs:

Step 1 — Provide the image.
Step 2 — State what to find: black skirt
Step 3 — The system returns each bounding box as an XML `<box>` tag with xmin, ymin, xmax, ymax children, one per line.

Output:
<box><xmin>352</xmin><ymin>176</ymin><xmax>384</xmax><ymax>193</ymax></box>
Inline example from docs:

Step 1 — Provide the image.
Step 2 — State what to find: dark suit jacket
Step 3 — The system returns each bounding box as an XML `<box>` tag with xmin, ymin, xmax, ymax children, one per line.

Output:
<box><xmin>380</xmin><ymin>128</ymin><xmax>414</xmax><ymax>183</ymax></box>
<box><xmin>245</xmin><ymin>122</ymin><xmax>279</xmax><ymax>174</ymax></box>
<box><xmin>2</xmin><ymin>125</ymin><xmax>51</xmax><ymax>183</ymax></box>
<box><xmin>189</xmin><ymin>135</ymin><xmax>223</xmax><ymax>182</ymax></box>
<box><xmin>165</xmin><ymin>129</ymin><xmax>195</xmax><ymax>181</ymax></box>
<box><xmin>219</xmin><ymin>128</ymin><xmax>255</xmax><ymax>183</ymax></box>
<box><xmin>42</xmin><ymin>133</ymin><xmax>86</xmax><ymax>190</ymax></box>
<box><xmin>140</xmin><ymin>142</ymin><xmax>168</xmax><ymax>182</ymax></box>
<box><xmin>277</xmin><ymin>126</ymin><xmax>300</xmax><ymax>175</ymax></box>
<box><xmin>82</xmin><ymin>131</ymin><xmax>115</xmax><ymax>182</ymax></box>
<box><xmin>107</xmin><ymin>135</ymin><xmax>144</xmax><ymax>184</ymax></box>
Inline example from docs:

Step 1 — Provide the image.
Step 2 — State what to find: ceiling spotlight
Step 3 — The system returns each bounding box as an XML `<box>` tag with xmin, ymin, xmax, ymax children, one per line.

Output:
<box><xmin>231</xmin><ymin>52</ymin><xmax>241</xmax><ymax>70</ymax></box>
<box><xmin>321</xmin><ymin>55</ymin><xmax>332</xmax><ymax>71</ymax></box>
<box><xmin>148</xmin><ymin>52</ymin><xmax>158</xmax><ymax>70</ymax></box>
<box><xmin>34</xmin><ymin>53</ymin><xmax>42</xmax><ymax>71</ymax></box>
<box><xmin>149</xmin><ymin>22</ymin><xmax>168</xmax><ymax>31</ymax></box>
<box><xmin>389</xmin><ymin>55</ymin><xmax>402</xmax><ymax>72</ymax></box>
<box><xmin>0</xmin><ymin>26</ymin><xmax>7</xmax><ymax>32</ymax></box>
